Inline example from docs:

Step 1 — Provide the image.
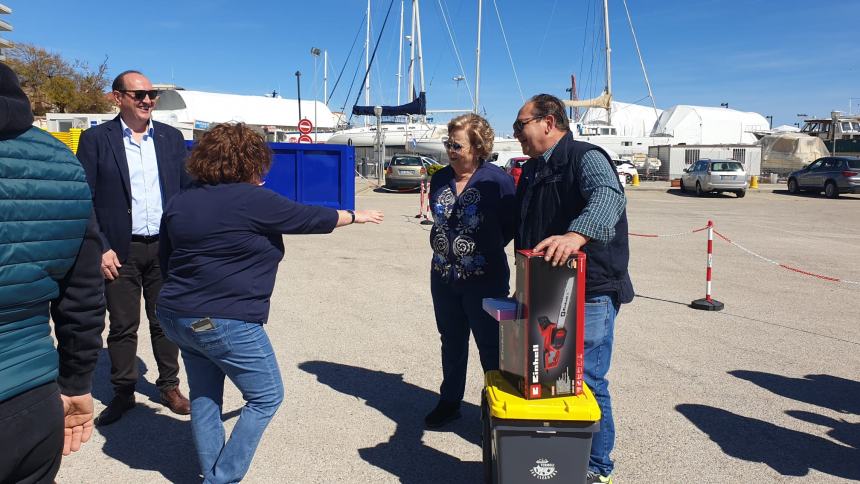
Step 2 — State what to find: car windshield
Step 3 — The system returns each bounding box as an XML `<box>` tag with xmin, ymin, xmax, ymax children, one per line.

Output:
<box><xmin>710</xmin><ymin>161</ymin><xmax>744</xmax><ymax>172</ymax></box>
<box><xmin>846</xmin><ymin>159</ymin><xmax>860</xmax><ymax>169</ymax></box>
<box><xmin>392</xmin><ymin>157</ymin><xmax>422</xmax><ymax>166</ymax></box>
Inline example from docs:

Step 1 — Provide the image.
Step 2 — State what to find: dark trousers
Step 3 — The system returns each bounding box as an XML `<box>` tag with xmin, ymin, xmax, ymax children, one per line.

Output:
<box><xmin>430</xmin><ymin>279</ymin><xmax>504</xmax><ymax>403</ymax></box>
<box><xmin>105</xmin><ymin>239</ymin><xmax>180</xmax><ymax>394</ymax></box>
<box><xmin>0</xmin><ymin>383</ymin><xmax>63</xmax><ymax>484</ymax></box>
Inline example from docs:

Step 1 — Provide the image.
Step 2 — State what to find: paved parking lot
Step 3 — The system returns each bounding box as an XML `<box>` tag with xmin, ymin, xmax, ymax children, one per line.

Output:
<box><xmin>56</xmin><ymin>182</ymin><xmax>859</xmax><ymax>483</ymax></box>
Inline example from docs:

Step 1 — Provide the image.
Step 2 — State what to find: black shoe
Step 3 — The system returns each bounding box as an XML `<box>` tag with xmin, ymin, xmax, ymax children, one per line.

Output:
<box><xmin>95</xmin><ymin>393</ymin><xmax>136</xmax><ymax>426</ymax></box>
<box><xmin>424</xmin><ymin>400</ymin><xmax>461</xmax><ymax>429</ymax></box>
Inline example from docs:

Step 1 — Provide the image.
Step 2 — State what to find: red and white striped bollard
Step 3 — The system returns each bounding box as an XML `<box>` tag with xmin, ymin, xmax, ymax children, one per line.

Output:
<box><xmin>691</xmin><ymin>220</ymin><xmax>724</xmax><ymax>311</ymax></box>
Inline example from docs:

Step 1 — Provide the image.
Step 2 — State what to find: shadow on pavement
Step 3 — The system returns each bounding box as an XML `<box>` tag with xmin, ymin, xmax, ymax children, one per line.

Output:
<box><xmin>729</xmin><ymin>371</ymin><xmax>860</xmax><ymax>415</ymax></box>
<box><xmin>664</xmin><ymin>188</ymin><xmax>742</xmax><ymax>198</ymax></box>
<box><xmin>787</xmin><ymin>410</ymin><xmax>860</xmax><ymax>450</ymax></box>
<box><xmin>771</xmin><ymin>189</ymin><xmax>860</xmax><ymax>200</ymax></box>
<box><xmin>299</xmin><ymin>360</ymin><xmax>482</xmax><ymax>483</ymax></box>
<box><xmin>633</xmin><ymin>294</ymin><xmax>690</xmax><ymax>307</ymax></box>
<box><xmin>676</xmin><ymin>404</ymin><xmax>860</xmax><ymax>480</ymax></box>
<box><xmin>91</xmin><ymin>351</ymin><xmax>199</xmax><ymax>482</ymax></box>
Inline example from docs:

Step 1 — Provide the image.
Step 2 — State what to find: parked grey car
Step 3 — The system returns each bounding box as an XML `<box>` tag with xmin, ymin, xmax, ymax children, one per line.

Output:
<box><xmin>787</xmin><ymin>156</ymin><xmax>860</xmax><ymax>198</ymax></box>
<box><xmin>680</xmin><ymin>159</ymin><xmax>749</xmax><ymax>198</ymax></box>
<box><xmin>384</xmin><ymin>154</ymin><xmax>434</xmax><ymax>189</ymax></box>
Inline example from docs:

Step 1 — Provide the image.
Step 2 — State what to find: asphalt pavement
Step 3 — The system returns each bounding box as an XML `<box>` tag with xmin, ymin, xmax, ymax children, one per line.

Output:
<box><xmin>55</xmin><ymin>180</ymin><xmax>860</xmax><ymax>483</ymax></box>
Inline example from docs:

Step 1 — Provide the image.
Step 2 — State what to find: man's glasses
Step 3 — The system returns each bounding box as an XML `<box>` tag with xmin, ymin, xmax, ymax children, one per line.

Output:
<box><xmin>512</xmin><ymin>115</ymin><xmax>543</xmax><ymax>134</ymax></box>
<box><xmin>443</xmin><ymin>140</ymin><xmax>466</xmax><ymax>152</ymax></box>
<box><xmin>117</xmin><ymin>90</ymin><xmax>160</xmax><ymax>102</ymax></box>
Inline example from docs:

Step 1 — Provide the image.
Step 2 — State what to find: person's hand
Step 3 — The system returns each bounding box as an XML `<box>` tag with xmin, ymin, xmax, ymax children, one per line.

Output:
<box><xmin>101</xmin><ymin>249</ymin><xmax>121</xmax><ymax>280</ymax></box>
<box><xmin>60</xmin><ymin>394</ymin><xmax>94</xmax><ymax>455</ymax></box>
<box><xmin>355</xmin><ymin>210</ymin><xmax>384</xmax><ymax>224</ymax></box>
<box><xmin>533</xmin><ymin>232</ymin><xmax>590</xmax><ymax>267</ymax></box>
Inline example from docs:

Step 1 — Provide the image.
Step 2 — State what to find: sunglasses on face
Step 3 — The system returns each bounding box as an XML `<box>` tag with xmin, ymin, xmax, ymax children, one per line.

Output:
<box><xmin>512</xmin><ymin>115</ymin><xmax>543</xmax><ymax>134</ymax></box>
<box><xmin>118</xmin><ymin>89</ymin><xmax>160</xmax><ymax>101</ymax></box>
<box><xmin>443</xmin><ymin>140</ymin><xmax>466</xmax><ymax>152</ymax></box>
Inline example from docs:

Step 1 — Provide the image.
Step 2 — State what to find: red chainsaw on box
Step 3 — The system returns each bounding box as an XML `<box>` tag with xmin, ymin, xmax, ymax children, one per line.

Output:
<box><xmin>537</xmin><ymin>275</ymin><xmax>575</xmax><ymax>371</ymax></box>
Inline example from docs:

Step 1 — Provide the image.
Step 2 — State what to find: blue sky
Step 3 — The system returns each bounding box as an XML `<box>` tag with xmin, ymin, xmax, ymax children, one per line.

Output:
<box><xmin>6</xmin><ymin>0</ymin><xmax>859</xmax><ymax>131</ymax></box>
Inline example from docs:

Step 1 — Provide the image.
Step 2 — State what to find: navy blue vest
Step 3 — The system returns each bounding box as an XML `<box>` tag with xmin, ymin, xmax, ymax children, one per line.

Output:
<box><xmin>515</xmin><ymin>132</ymin><xmax>634</xmax><ymax>303</ymax></box>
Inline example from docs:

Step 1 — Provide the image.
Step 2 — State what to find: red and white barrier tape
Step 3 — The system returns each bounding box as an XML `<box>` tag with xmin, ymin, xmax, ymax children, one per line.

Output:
<box><xmin>629</xmin><ymin>222</ymin><xmax>859</xmax><ymax>285</ymax></box>
<box><xmin>629</xmin><ymin>225</ymin><xmax>709</xmax><ymax>238</ymax></box>
<box><xmin>712</xmin><ymin>230</ymin><xmax>860</xmax><ymax>285</ymax></box>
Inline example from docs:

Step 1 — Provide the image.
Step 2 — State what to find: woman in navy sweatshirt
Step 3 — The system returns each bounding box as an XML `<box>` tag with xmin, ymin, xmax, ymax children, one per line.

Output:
<box><xmin>425</xmin><ymin>114</ymin><xmax>516</xmax><ymax>428</ymax></box>
<box><xmin>156</xmin><ymin>123</ymin><xmax>382</xmax><ymax>484</ymax></box>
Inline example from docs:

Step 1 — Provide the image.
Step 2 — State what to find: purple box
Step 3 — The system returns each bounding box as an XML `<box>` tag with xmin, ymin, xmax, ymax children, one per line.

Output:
<box><xmin>483</xmin><ymin>297</ymin><xmax>519</xmax><ymax>322</ymax></box>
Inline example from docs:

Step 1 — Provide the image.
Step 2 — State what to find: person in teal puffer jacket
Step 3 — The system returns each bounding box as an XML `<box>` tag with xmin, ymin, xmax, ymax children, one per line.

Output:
<box><xmin>0</xmin><ymin>62</ymin><xmax>106</xmax><ymax>483</ymax></box>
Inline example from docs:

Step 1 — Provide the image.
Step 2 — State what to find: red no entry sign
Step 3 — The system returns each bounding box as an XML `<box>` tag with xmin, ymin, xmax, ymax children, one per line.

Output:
<box><xmin>298</xmin><ymin>134</ymin><xmax>313</xmax><ymax>143</ymax></box>
<box><xmin>298</xmin><ymin>118</ymin><xmax>313</xmax><ymax>134</ymax></box>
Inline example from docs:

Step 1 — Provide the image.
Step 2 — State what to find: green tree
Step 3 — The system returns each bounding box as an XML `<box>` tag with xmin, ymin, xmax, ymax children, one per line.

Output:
<box><xmin>5</xmin><ymin>43</ymin><xmax>111</xmax><ymax>115</ymax></box>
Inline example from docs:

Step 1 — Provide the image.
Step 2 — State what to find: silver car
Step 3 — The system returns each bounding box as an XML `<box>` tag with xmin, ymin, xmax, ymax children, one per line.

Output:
<box><xmin>680</xmin><ymin>159</ymin><xmax>749</xmax><ymax>198</ymax></box>
<box><xmin>787</xmin><ymin>156</ymin><xmax>860</xmax><ymax>198</ymax></box>
<box><xmin>384</xmin><ymin>155</ymin><xmax>433</xmax><ymax>189</ymax></box>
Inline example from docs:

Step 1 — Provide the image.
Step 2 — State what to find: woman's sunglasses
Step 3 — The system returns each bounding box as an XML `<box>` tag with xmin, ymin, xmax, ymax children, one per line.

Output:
<box><xmin>443</xmin><ymin>140</ymin><xmax>466</xmax><ymax>152</ymax></box>
<box><xmin>118</xmin><ymin>89</ymin><xmax>160</xmax><ymax>102</ymax></box>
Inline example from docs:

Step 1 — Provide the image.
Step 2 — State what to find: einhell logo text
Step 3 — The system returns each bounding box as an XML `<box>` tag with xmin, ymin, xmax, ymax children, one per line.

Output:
<box><xmin>529</xmin><ymin>458</ymin><xmax>558</xmax><ymax>480</ymax></box>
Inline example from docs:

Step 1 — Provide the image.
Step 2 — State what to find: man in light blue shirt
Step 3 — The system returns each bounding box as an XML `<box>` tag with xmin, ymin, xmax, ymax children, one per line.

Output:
<box><xmin>121</xmin><ymin>117</ymin><xmax>163</xmax><ymax>237</ymax></box>
<box><xmin>77</xmin><ymin>70</ymin><xmax>191</xmax><ymax>426</ymax></box>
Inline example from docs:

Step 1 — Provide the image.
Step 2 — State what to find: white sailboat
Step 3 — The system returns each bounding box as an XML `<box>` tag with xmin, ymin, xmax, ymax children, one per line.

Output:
<box><xmin>563</xmin><ymin>0</ymin><xmax>671</xmax><ymax>161</ymax></box>
<box><xmin>326</xmin><ymin>0</ymin><xmax>446</xmax><ymax>149</ymax></box>
<box><xmin>413</xmin><ymin>0</ymin><xmax>525</xmax><ymax>164</ymax></box>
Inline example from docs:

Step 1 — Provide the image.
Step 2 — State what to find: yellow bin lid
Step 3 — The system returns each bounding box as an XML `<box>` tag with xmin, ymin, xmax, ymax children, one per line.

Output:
<box><xmin>485</xmin><ymin>371</ymin><xmax>601</xmax><ymax>422</ymax></box>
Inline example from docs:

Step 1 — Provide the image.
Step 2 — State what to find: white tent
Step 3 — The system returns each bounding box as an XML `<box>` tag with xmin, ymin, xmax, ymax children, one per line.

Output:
<box><xmin>580</xmin><ymin>101</ymin><xmax>662</xmax><ymax>137</ymax></box>
<box><xmin>773</xmin><ymin>124</ymin><xmax>801</xmax><ymax>133</ymax></box>
<box><xmin>152</xmin><ymin>90</ymin><xmax>337</xmax><ymax>129</ymax></box>
<box><xmin>650</xmin><ymin>105</ymin><xmax>768</xmax><ymax>145</ymax></box>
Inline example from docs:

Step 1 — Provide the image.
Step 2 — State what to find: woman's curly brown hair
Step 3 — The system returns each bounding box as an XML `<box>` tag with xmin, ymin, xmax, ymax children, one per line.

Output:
<box><xmin>187</xmin><ymin>123</ymin><xmax>272</xmax><ymax>184</ymax></box>
<box><xmin>447</xmin><ymin>113</ymin><xmax>494</xmax><ymax>160</ymax></box>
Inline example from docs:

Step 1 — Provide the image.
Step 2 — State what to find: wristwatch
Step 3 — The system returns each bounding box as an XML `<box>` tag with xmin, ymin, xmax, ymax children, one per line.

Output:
<box><xmin>347</xmin><ymin>209</ymin><xmax>355</xmax><ymax>224</ymax></box>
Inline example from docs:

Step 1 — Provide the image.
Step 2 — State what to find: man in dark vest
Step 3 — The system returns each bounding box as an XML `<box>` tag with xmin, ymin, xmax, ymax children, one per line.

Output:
<box><xmin>513</xmin><ymin>94</ymin><xmax>633</xmax><ymax>484</ymax></box>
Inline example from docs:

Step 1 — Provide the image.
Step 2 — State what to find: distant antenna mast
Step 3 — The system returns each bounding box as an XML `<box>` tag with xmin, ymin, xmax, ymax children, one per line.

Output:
<box><xmin>474</xmin><ymin>0</ymin><xmax>483</xmax><ymax>114</ymax></box>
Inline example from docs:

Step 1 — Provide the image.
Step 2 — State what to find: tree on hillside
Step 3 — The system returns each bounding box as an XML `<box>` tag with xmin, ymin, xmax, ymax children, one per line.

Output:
<box><xmin>5</xmin><ymin>43</ymin><xmax>112</xmax><ymax>115</ymax></box>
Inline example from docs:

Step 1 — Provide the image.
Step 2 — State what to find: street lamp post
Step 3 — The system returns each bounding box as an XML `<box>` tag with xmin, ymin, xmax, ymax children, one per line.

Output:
<box><xmin>311</xmin><ymin>47</ymin><xmax>321</xmax><ymax>142</ymax></box>
<box><xmin>295</xmin><ymin>71</ymin><xmax>302</xmax><ymax>128</ymax></box>
<box><xmin>765</xmin><ymin>115</ymin><xmax>773</xmax><ymax>130</ymax></box>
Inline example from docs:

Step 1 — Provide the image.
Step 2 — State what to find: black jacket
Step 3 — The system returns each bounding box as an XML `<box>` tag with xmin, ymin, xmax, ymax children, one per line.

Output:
<box><xmin>515</xmin><ymin>132</ymin><xmax>634</xmax><ymax>303</ymax></box>
<box><xmin>76</xmin><ymin>116</ymin><xmax>190</xmax><ymax>262</ymax></box>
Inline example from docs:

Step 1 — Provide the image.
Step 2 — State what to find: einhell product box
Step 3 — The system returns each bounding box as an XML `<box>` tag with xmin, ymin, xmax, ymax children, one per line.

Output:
<box><xmin>500</xmin><ymin>250</ymin><xmax>585</xmax><ymax>399</ymax></box>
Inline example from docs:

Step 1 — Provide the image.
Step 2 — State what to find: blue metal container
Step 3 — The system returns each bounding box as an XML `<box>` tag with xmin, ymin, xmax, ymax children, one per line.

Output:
<box><xmin>186</xmin><ymin>141</ymin><xmax>355</xmax><ymax>209</ymax></box>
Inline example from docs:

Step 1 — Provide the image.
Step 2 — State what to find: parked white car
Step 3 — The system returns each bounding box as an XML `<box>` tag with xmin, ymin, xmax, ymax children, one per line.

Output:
<box><xmin>614</xmin><ymin>159</ymin><xmax>638</xmax><ymax>184</ymax></box>
<box><xmin>680</xmin><ymin>159</ymin><xmax>749</xmax><ymax>198</ymax></box>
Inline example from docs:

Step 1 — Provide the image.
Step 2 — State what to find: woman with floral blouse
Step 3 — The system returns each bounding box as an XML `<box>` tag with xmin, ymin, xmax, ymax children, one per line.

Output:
<box><xmin>425</xmin><ymin>113</ymin><xmax>516</xmax><ymax>428</ymax></box>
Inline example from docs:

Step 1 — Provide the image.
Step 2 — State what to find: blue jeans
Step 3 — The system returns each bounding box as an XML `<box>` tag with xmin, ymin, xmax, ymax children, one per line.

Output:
<box><xmin>156</xmin><ymin>307</ymin><xmax>284</xmax><ymax>484</ymax></box>
<box><xmin>584</xmin><ymin>294</ymin><xmax>619</xmax><ymax>477</ymax></box>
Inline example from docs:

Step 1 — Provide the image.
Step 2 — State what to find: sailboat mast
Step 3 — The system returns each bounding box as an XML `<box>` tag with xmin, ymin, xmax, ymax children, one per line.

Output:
<box><xmin>602</xmin><ymin>0</ymin><xmax>612</xmax><ymax>124</ymax></box>
<box><xmin>408</xmin><ymin>1</ymin><xmax>415</xmax><ymax>103</ymax></box>
<box><xmin>415</xmin><ymin>0</ymin><xmax>425</xmax><ymax>94</ymax></box>
<box><xmin>365</xmin><ymin>0</ymin><xmax>371</xmax><ymax>109</ymax></box>
<box><xmin>474</xmin><ymin>0</ymin><xmax>482</xmax><ymax>114</ymax></box>
<box><xmin>397</xmin><ymin>0</ymin><xmax>404</xmax><ymax>105</ymax></box>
